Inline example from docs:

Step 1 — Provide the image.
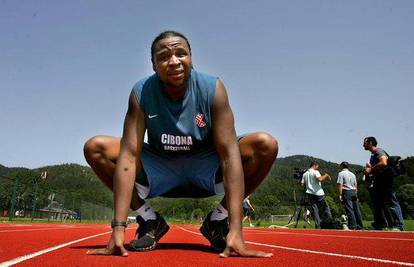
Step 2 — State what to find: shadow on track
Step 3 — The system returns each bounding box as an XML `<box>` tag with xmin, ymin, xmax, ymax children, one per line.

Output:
<box><xmin>156</xmin><ymin>243</ymin><xmax>216</xmax><ymax>254</ymax></box>
<box><xmin>70</xmin><ymin>243</ymin><xmax>216</xmax><ymax>254</ymax></box>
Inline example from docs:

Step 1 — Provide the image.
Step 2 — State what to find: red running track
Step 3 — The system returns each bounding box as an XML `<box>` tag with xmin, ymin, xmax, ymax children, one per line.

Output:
<box><xmin>0</xmin><ymin>222</ymin><xmax>413</xmax><ymax>266</ymax></box>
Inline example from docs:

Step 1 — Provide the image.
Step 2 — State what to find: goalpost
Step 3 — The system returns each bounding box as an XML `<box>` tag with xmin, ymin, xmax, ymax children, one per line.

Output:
<box><xmin>268</xmin><ymin>189</ymin><xmax>303</xmax><ymax>229</ymax></box>
<box><xmin>270</xmin><ymin>214</ymin><xmax>293</xmax><ymax>223</ymax></box>
<box><xmin>268</xmin><ymin>214</ymin><xmax>295</xmax><ymax>228</ymax></box>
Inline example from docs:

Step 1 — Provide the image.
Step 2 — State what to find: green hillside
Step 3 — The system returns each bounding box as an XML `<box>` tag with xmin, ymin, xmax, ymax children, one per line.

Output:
<box><xmin>1</xmin><ymin>155</ymin><xmax>413</xmax><ymax>221</ymax></box>
<box><xmin>0</xmin><ymin>163</ymin><xmax>112</xmax><ymax>219</ymax></box>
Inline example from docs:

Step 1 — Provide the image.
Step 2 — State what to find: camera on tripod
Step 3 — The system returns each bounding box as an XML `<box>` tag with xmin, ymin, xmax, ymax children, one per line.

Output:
<box><xmin>287</xmin><ymin>167</ymin><xmax>310</xmax><ymax>228</ymax></box>
<box><xmin>293</xmin><ymin>168</ymin><xmax>307</xmax><ymax>180</ymax></box>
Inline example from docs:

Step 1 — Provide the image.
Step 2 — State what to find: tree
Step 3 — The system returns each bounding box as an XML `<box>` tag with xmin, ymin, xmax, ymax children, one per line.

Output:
<box><xmin>398</xmin><ymin>184</ymin><xmax>414</xmax><ymax>219</ymax></box>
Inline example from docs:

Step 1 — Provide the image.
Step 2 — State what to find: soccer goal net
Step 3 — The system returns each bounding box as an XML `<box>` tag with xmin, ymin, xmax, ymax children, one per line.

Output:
<box><xmin>267</xmin><ymin>214</ymin><xmax>295</xmax><ymax>228</ymax></box>
<box><xmin>270</xmin><ymin>214</ymin><xmax>293</xmax><ymax>223</ymax></box>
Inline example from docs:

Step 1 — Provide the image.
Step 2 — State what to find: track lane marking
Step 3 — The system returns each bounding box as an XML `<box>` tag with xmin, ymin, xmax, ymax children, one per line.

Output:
<box><xmin>177</xmin><ymin>226</ymin><xmax>414</xmax><ymax>266</ymax></box>
<box><xmin>0</xmin><ymin>225</ymin><xmax>115</xmax><ymax>233</ymax></box>
<box><xmin>0</xmin><ymin>230</ymin><xmax>116</xmax><ymax>267</ymax></box>
<box><xmin>244</xmin><ymin>229</ymin><xmax>414</xmax><ymax>242</ymax></box>
<box><xmin>0</xmin><ymin>227</ymin><xmax>84</xmax><ymax>233</ymax></box>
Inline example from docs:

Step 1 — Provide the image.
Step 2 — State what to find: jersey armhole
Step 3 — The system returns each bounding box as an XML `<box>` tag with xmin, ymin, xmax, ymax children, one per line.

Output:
<box><xmin>209</xmin><ymin>77</ymin><xmax>219</xmax><ymax>110</ymax></box>
<box><xmin>132</xmin><ymin>79</ymin><xmax>147</xmax><ymax>112</ymax></box>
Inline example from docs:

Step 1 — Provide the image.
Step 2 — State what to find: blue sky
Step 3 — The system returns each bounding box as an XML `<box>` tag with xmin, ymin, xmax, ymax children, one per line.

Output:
<box><xmin>1</xmin><ymin>0</ymin><xmax>413</xmax><ymax>168</ymax></box>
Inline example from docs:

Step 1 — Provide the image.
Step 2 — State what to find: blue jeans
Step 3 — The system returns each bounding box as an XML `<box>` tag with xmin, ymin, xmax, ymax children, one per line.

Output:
<box><xmin>307</xmin><ymin>193</ymin><xmax>332</xmax><ymax>229</ymax></box>
<box><xmin>368</xmin><ymin>186</ymin><xmax>390</xmax><ymax>229</ymax></box>
<box><xmin>342</xmin><ymin>190</ymin><xmax>363</xmax><ymax>229</ymax></box>
<box><xmin>374</xmin><ymin>173</ymin><xmax>404</xmax><ymax>230</ymax></box>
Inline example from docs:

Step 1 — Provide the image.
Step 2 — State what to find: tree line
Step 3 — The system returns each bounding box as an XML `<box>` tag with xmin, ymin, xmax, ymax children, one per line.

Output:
<box><xmin>1</xmin><ymin>155</ymin><xmax>413</xmax><ymax>221</ymax></box>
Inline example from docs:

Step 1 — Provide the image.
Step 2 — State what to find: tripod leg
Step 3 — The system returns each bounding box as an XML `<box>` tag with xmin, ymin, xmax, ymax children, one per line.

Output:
<box><xmin>294</xmin><ymin>207</ymin><xmax>302</xmax><ymax>228</ymax></box>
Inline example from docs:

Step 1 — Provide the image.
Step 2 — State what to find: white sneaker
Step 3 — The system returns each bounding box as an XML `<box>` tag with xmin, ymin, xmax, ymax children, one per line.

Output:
<box><xmin>249</xmin><ymin>223</ymin><xmax>254</xmax><ymax>227</ymax></box>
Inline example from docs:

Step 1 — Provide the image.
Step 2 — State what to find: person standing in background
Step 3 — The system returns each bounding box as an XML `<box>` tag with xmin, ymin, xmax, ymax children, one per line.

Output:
<box><xmin>301</xmin><ymin>161</ymin><xmax>333</xmax><ymax>229</ymax></box>
<box><xmin>363</xmin><ymin>137</ymin><xmax>404</xmax><ymax>231</ymax></box>
<box><xmin>337</xmin><ymin>161</ymin><xmax>363</xmax><ymax>230</ymax></box>
<box><xmin>242</xmin><ymin>196</ymin><xmax>255</xmax><ymax>227</ymax></box>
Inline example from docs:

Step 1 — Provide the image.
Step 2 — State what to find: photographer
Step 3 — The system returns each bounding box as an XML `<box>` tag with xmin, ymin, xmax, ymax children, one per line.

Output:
<box><xmin>360</xmin><ymin>167</ymin><xmax>390</xmax><ymax>230</ymax></box>
<box><xmin>363</xmin><ymin>137</ymin><xmax>404</xmax><ymax>231</ymax></box>
<box><xmin>337</xmin><ymin>162</ymin><xmax>363</xmax><ymax>230</ymax></box>
<box><xmin>300</xmin><ymin>161</ymin><xmax>333</xmax><ymax>229</ymax></box>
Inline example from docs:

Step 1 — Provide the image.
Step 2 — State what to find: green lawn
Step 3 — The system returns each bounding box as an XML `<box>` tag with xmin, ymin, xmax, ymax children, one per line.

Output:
<box><xmin>2</xmin><ymin>216</ymin><xmax>413</xmax><ymax>231</ymax></box>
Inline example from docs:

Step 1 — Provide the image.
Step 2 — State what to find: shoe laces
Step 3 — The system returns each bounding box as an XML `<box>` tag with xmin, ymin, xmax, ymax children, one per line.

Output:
<box><xmin>136</xmin><ymin>216</ymin><xmax>154</xmax><ymax>238</ymax></box>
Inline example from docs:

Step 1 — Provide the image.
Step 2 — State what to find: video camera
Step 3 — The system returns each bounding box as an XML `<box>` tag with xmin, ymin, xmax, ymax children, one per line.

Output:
<box><xmin>293</xmin><ymin>168</ymin><xmax>307</xmax><ymax>180</ymax></box>
<box><xmin>355</xmin><ymin>168</ymin><xmax>374</xmax><ymax>187</ymax></box>
<box><xmin>355</xmin><ymin>169</ymin><xmax>365</xmax><ymax>175</ymax></box>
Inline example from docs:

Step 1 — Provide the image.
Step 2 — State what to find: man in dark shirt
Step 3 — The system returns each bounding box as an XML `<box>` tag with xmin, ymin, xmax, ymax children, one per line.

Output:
<box><xmin>363</xmin><ymin>137</ymin><xmax>404</xmax><ymax>231</ymax></box>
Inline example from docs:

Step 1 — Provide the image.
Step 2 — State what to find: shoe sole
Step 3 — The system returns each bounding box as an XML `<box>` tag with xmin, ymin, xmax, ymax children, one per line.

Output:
<box><xmin>130</xmin><ymin>224</ymin><xmax>170</xmax><ymax>252</ymax></box>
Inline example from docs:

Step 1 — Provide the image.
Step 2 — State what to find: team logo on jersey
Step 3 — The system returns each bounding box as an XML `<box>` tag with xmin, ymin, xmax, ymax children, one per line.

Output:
<box><xmin>195</xmin><ymin>113</ymin><xmax>206</xmax><ymax>127</ymax></box>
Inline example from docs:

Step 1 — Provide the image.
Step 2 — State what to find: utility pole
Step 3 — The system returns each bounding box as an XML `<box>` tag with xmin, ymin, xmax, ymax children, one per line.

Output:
<box><xmin>9</xmin><ymin>177</ymin><xmax>19</xmax><ymax>221</ymax></box>
<box><xmin>31</xmin><ymin>182</ymin><xmax>39</xmax><ymax>221</ymax></box>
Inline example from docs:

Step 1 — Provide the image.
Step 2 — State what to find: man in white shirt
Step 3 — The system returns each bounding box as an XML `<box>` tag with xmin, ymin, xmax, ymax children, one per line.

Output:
<box><xmin>301</xmin><ymin>161</ymin><xmax>332</xmax><ymax>229</ymax></box>
<box><xmin>337</xmin><ymin>161</ymin><xmax>363</xmax><ymax>230</ymax></box>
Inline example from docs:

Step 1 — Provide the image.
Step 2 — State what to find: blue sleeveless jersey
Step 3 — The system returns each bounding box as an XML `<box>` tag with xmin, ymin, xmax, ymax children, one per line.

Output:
<box><xmin>131</xmin><ymin>70</ymin><xmax>221</xmax><ymax>198</ymax></box>
<box><xmin>132</xmin><ymin>70</ymin><xmax>218</xmax><ymax>157</ymax></box>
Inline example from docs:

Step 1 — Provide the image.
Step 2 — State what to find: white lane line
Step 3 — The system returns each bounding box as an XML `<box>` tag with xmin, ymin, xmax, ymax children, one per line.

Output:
<box><xmin>177</xmin><ymin>226</ymin><xmax>414</xmax><ymax>266</ymax></box>
<box><xmin>244</xmin><ymin>229</ymin><xmax>414</xmax><ymax>242</ymax></box>
<box><xmin>0</xmin><ymin>231</ymin><xmax>112</xmax><ymax>267</ymax></box>
<box><xmin>0</xmin><ymin>228</ymin><xmax>80</xmax><ymax>233</ymax></box>
<box><xmin>0</xmin><ymin>225</ymin><xmax>112</xmax><ymax>233</ymax></box>
<box><xmin>0</xmin><ymin>224</ymin><xmax>34</xmax><ymax>227</ymax></box>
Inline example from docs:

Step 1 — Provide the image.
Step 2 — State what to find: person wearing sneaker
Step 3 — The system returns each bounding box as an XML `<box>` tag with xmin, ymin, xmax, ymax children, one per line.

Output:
<box><xmin>300</xmin><ymin>161</ymin><xmax>333</xmax><ymax>229</ymax></box>
<box><xmin>242</xmin><ymin>196</ymin><xmax>255</xmax><ymax>227</ymax></box>
<box><xmin>363</xmin><ymin>137</ymin><xmax>404</xmax><ymax>231</ymax></box>
<box><xmin>84</xmin><ymin>30</ymin><xmax>278</xmax><ymax>258</ymax></box>
<box><xmin>337</xmin><ymin>161</ymin><xmax>363</xmax><ymax>230</ymax></box>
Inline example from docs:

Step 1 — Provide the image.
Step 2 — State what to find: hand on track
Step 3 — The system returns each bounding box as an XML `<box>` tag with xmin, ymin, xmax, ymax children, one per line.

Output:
<box><xmin>219</xmin><ymin>230</ymin><xmax>273</xmax><ymax>258</ymax></box>
<box><xmin>86</xmin><ymin>228</ymin><xmax>128</xmax><ymax>257</ymax></box>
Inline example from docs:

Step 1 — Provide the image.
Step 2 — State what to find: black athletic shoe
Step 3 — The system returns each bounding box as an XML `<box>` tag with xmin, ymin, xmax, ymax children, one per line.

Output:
<box><xmin>199</xmin><ymin>211</ymin><xmax>229</xmax><ymax>252</ymax></box>
<box><xmin>129</xmin><ymin>212</ymin><xmax>169</xmax><ymax>252</ymax></box>
<box><xmin>370</xmin><ymin>222</ymin><xmax>386</xmax><ymax>231</ymax></box>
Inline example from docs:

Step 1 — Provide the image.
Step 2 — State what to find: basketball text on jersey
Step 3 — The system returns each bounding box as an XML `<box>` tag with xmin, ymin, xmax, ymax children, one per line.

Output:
<box><xmin>161</xmin><ymin>134</ymin><xmax>193</xmax><ymax>151</ymax></box>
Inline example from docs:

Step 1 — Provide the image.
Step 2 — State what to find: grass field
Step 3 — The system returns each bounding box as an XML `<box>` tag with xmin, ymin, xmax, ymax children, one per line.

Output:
<box><xmin>2</xmin><ymin>216</ymin><xmax>413</xmax><ymax>232</ymax></box>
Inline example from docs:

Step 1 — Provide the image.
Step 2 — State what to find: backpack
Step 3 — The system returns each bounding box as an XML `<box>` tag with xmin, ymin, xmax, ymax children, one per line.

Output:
<box><xmin>387</xmin><ymin>155</ymin><xmax>406</xmax><ymax>177</ymax></box>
